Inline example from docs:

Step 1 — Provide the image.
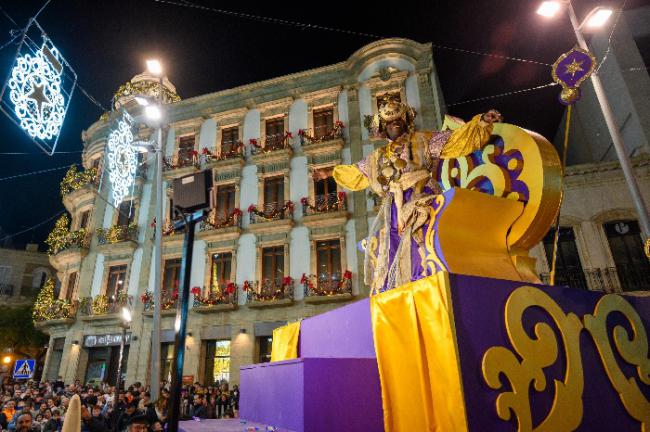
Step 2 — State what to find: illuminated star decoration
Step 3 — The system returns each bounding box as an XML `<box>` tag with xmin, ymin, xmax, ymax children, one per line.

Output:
<box><xmin>107</xmin><ymin>111</ymin><xmax>138</xmax><ymax>206</ymax></box>
<box><xmin>7</xmin><ymin>43</ymin><xmax>65</xmax><ymax>140</ymax></box>
<box><xmin>564</xmin><ymin>59</ymin><xmax>584</xmax><ymax>77</ymax></box>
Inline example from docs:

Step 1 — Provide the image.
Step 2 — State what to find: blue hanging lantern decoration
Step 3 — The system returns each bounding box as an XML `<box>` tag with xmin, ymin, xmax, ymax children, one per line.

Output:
<box><xmin>551</xmin><ymin>46</ymin><xmax>597</xmax><ymax>105</ymax></box>
<box><xmin>0</xmin><ymin>19</ymin><xmax>77</xmax><ymax>155</ymax></box>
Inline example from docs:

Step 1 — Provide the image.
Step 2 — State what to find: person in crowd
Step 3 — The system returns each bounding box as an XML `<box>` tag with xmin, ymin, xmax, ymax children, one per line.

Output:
<box><xmin>41</xmin><ymin>409</ymin><xmax>62</xmax><ymax>432</ymax></box>
<box><xmin>116</xmin><ymin>402</ymin><xmax>140</xmax><ymax>432</ymax></box>
<box><xmin>189</xmin><ymin>395</ymin><xmax>206</xmax><ymax>419</ymax></box>
<box><xmin>230</xmin><ymin>385</ymin><xmax>240</xmax><ymax>418</ymax></box>
<box><xmin>14</xmin><ymin>413</ymin><xmax>39</xmax><ymax>432</ymax></box>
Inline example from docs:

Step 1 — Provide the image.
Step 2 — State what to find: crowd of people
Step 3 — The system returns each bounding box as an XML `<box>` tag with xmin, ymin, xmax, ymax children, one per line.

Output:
<box><xmin>0</xmin><ymin>377</ymin><xmax>240</xmax><ymax>432</ymax></box>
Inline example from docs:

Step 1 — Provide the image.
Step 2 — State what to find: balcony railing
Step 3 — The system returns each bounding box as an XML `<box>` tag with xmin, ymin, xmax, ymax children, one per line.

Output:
<box><xmin>249</xmin><ymin>133</ymin><xmax>291</xmax><ymax>156</ymax></box>
<box><xmin>33</xmin><ymin>300</ymin><xmax>78</xmax><ymax>322</ymax></box>
<box><xmin>79</xmin><ymin>293</ymin><xmax>132</xmax><ymax>317</ymax></box>
<box><xmin>298</xmin><ymin>121</ymin><xmax>345</xmax><ymax>146</ymax></box>
<box><xmin>201</xmin><ymin>144</ymin><xmax>244</xmax><ymax>162</ymax></box>
<box><xmin>248</xmin><ymin>201</ymin><xmax>294</xmax><ymax>224</ymax></box>
<box><xmin>301</xmin><ymin>192</ymin><xmax>346</xmax><ymax>216</ymax></box>
<box><xmin>200</xmin><ymin>209</ymin><xmax>243</xmax><ymax>231</ymax></box>
<box><xmin>302</xmin><ymin>272</ymin><xmax>352</xmax><ymax>297</ymax></box>
<box><xmin>163</xmin><ymin>152</ymin><xmax>200</xmax><ymax>171</ymax></box>
<box><xmin>0</xmin><ymin>283</ymin><xmax>14</xmax><ymax>296</ymax></box>
<box><xmin>97</xmin><ymin>223</ymin><xmax>138</xmax><ymax>245</ymax></box>
<box><xmin>141</xmin><ymin>290</ymin><xmax>178</xmax><ymax>311</ymax></box>
<box><xmin>60</xmin><ymin>166</ymin><xmax>98</xmax><ymax>196</ymax></box>
<box><xmin>192</xmin><ymin>283</ymin><xmax>238</xmax><ymax>308</ymax></box>
<box><xmin>540</xmin><ymin>266</ymin><xmax>650</xmax><ymax>292</ymax></box>
<box><xmin>246</xmin><ymin>278</ymin><xmax>294</xmax><ymax>302</ymax></box>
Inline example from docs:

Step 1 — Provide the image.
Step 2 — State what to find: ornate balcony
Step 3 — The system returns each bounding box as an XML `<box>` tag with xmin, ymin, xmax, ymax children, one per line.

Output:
<box><xmin>246</xmin><ymin>278</ymin><xmax>294</xmax><ymax>308</ymax></box>
<box><xmin>612</xmin><ymin>265</ymin><xmax>650</xmax><ymax>292</ymax></box>
<box><xmin>79</xmin><ymin>293</ymin><xmax>132</xmax><ymax>323</ymax></box>
<box><xmin>33</xmin><ymin>279</ymin><xmax>78</xmax><ymax>331</ymax></box>
<box><xmin>301</xmin><ymin>192</ymin><xmax>347</xmax><ymax>216</ymax></box>
<box><xmin>302</xmin><ymin>272</ymin><xmax>353</xmax><ymax>304</ymax></box>
<box><xmin>192</xmin><ymin>283</ymin><xmax>238</xmax><ymax>313</ymax></box>
<box><xmin>201</xmin><ymin>209</ymin><xmax>242</xmax><ymax>231</ymax></box>
<box><xmin>247</xmin><ymin>202</ymin><xmax>294</xmax><ymax>234</ymax></box>
<box><xmin>162</xmin><ymin>152</ymin><xmax>200</xmax><ymax>179</ymax></box>
<box><xmin>96</xmin><ymin>223</ymin><xmax>138</xmax><ymax>254</ymax></box>
<box><xmin>249</xmin><ymin>134</ymin><xmax>293</xmax><ymax>165</ymax></box>
<box><xmin>201</xmin><ymin>144</ymin><xmax>245</xmax><ymax>168</ymax></box>
<box><xmin>298</xmin><ymin>121</ymin><xmax>345</xmax><ymax>146</ymax></box>
<box><xmin>141</xmin><ymin>290</ymin><xmax>179</xmax><ymax>317</ymax></box>
<box><xmin>46</xmin><ymin>215</ymin><xmax>90</xmax><ymax>270</ymax></box>
<box><xmin>60</xmin><ymin>166</ymin><xmax>98</xmax><ymax>212</ymax></box>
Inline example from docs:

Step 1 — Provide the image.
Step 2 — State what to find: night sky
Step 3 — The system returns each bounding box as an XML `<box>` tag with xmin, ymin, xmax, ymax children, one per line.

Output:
<box><xmin>0</xmin><ymin>0</ymin><xmax>646</xmax><ymax>249</ymax></box>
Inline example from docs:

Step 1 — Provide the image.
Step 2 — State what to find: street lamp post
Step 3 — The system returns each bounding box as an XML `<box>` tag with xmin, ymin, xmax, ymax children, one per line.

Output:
<box><xmin>113</xmin><ymin>307</ymin><xmax>132</xmax><ymax>429</ymax></box>
<box><xmin>145</xmin><ymin>59</ymin><xmax>164</xmax><ymax>402</ymax></box>
<box><xmin>538</xmin><ymin>1</ymin><xmax>650</xmax><ymax>241</ymax></box>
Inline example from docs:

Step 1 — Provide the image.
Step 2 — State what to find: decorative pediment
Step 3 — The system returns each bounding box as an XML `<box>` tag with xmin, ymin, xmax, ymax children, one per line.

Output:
<box><xmin>256</xmin><ymin>97</ymin><xmax>294</xmax><ymax>117</ymax></box>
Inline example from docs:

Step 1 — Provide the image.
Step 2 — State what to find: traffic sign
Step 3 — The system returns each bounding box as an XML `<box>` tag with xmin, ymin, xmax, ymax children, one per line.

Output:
<box><xmin>13</xmin><ymin>359</ymin><xmax>35</xmax><ymax>379</ymax></box>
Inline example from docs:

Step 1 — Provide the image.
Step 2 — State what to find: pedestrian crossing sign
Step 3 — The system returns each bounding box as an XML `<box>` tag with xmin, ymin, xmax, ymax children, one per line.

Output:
<box><xmin>13</xmin><ymin>359</ymin><xmax>35</xmax><ymax>379</ymax></box>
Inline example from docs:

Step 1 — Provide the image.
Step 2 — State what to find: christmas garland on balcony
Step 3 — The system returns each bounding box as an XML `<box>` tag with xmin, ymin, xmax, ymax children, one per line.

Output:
<box><xmin>300</xmin><ymin>192</ymin><xmax>346</xmax><ymax>214</ymax></box>
<box><xmin>248</xmin><ymin>277</ymin><xmax>294</xmax><ymax>301</ymax></box>
<box><xmin>191</xmin><ymin>283</ymin><xmax>237</xmax><ymax>306</ymax></box>
<box><xmin>141</xmin><ymin>288</ymin><xmax>178</xmax><ymax>310</ymax></box>
<box><xmin>204</xmin><ymin>208</ymin><xmax>243</xmax><ymax>230</ymax></box>
<box><xmin>60</xmin><ymin>166</ymin><xmax>98</xmax><ymax>196</ymax></box>
<box><xmin>45</xmin><ymin>214</ymin><xmax>88</xmax><ymax>255</ymax></box>
<box><xmin>248</xmin><ymin>131</ymin><xmax>292</xmax><ymax>154</ymax></box>
<box><xmin>97</xmin><ymin>222</ymin><xmax>138</xmax><ymax>244</ymax></box>
<box><xmin>301</xmin><ymin>270</ymin><xmax>352</xmax><ymax>296</ymax></box>
<box><xmin>201</xmin><ymin>143</ymin><xmax>244</xmax><ymax>161</ymax></box>
<box><xmin>247</xmin><ymin>201</ymin><xmax>294</xmax><ymax>221</ymax></box>
<box><xmin>163</xmin><ymin>151</ymin><xmax>201</xmax><ymax>170</ymax></box>
<box><xmin>298</xmin><ymin>121</ymin><xmax>345</xmax><ymax>145</ymax></box>
<box><xmin>33</xmin><ymin>278</ymin><xmax>75</xmax><ymax>322</ymax></box>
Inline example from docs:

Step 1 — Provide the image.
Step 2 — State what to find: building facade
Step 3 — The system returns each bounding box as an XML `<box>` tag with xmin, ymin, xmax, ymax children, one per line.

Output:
<box><xmin>35</xmin><ymin>36</ymin><xmax>649</xmax><ymax>388</ymax></box>
<box><xmin>0</xmin><ymin>244</ymin><xmax>54</xmax><ymax>307</ymax></box>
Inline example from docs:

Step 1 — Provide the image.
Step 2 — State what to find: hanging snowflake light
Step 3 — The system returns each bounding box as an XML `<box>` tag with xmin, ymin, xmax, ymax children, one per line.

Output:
<box><xmin>107</xmin><ymin>110</ymin><xmax>138</xmax><ymax>206</ymax></box>
<box><xmin>0</xmin><ymin>19</ymin><xmax>76</xmax><ymax>155</ymax></box>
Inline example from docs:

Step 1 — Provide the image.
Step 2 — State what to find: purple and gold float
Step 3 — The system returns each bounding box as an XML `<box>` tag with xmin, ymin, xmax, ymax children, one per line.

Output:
<box><xmin>239</xmin><ymin>100</ymin><xmax>649</xmax><ymax>431</ymax></box>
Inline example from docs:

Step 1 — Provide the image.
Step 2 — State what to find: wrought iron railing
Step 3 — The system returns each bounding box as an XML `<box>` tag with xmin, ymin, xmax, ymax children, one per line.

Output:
<box><xmin>141</xmin><ymin>290</ymin><xmax>178</xmax><ymax>311</ymax></box>
<box><xmin>0</xmin><ymin>283</ymin><xmax>14</xmax><ymax>296</ymax></box>
<box><xmin>201</xmin><ymin>144</ymin><xmax>244</xmax><ymax>162</ymax></box>
<box><xmin>249</xmin><ymin>133</ymin><xmax>291</xmax><ymax>155</ymax></box>
<box><xmin>200</xmin><ymin>209</ymin><xmax>243</xmax><ymax>231</ymax></box>
<box><xmin>192</xmin><ymin>283</ymin><xmax>238</xmax><ymax>308</ymax></box>
<box><xmin>79</xmin><ymin>293</ymin><xmax>132</xmax><ymax>316</ymax></box>
<box><xmin>614</xmin><ymin>264</ymin><xmax>650</xmax><ymax>292</ymax></box>
<box><xmin>246</xmin><ymin>279</ymin><xmax>294</xmax><ymax>302</ymax></box>
<box><xmin>34</xmin><ymin>300</ymin><xmax>78</xmax><ymax>322</ymax></box>
<box><xmin>163</xmin><ymin>152</ymin><xmax>200</xmax><ymax>171</ymax></box>
<box><xmin>97</xmin><ymin>223</ymin><xmax>138</xmax><ymax>245</ymax></box>
<box><xmin>298</xmin><ymin>122</ymin><xmax>345</xmax><ymax>146</ymax></box>
<box><xmin>540</xmin><ymin>266</ymin><xmax>649</xmax><ymax>292</ymax></box>
<box><xmin>302</xmin><ymin>272</ymin><xmax>353</xmax><ymax>297</ymax></box>
<box><xmin>301</xmin><ymin>192</ymin><xmax>346</xmax><ymax>216</ymax></box>
<box><xmin>249</xmin><ymin>201</ymin><xmax>294</xmax><ymax>224</ymax></box>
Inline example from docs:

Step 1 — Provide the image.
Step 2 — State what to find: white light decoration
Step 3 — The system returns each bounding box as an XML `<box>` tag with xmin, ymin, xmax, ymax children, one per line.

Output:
<box><xmin>107</xmin><ymin>110</ymin><xmax>138</xmax><ymax>206</ymax></box>
<box><xmin>0</xmin><ymin>20</ymin><xmax>76</xmax><ymax>155</ymax></box>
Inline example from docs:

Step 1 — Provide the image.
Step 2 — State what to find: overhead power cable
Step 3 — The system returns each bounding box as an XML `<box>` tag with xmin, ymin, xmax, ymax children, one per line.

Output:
<box><xmin>446</xmin><ymin>82</ymin><xmax>558</xmax><ymax>107</ymax></box>
<box><xmin>0</xmin><ymin>164</ymin><xmax>77</xmax><ymax>182</ymax></box>
<box><xmin>153</xmin><ymin>0</ymin><xmax>551</xmax><ymax>67</ymax></box>
<box><xmin>0</xmin><ymin>209</ymin><xmax>65</xmax><ymax>243</ymax></box>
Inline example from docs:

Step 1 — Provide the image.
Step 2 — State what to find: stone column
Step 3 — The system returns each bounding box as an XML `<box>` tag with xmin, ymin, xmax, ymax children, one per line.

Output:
<box><xmin>346</xmin><ymin>86</ymin><xmax>370</xmax><ymax>296</ymax></box>
<box><xmin>415</xmin><ymin>68</ymin><xmax>438</xmax><ymax>130</ymax></box>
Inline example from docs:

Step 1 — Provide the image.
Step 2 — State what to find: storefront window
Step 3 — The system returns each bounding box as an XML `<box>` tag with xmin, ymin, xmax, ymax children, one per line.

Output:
<box><xmin>84</xmin><ymin>345</ymin><xmax>129</xmax><ymax>386</ymax></box>
<box><xmin>203</xmin><ymin>340</ymin><xmax>231</xmax><ymax>384</ymax></box>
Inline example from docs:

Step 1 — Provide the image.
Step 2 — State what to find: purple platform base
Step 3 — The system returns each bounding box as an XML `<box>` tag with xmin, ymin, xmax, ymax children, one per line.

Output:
<box><xmin>239</xmin><ymin>299</ymin><xmax>382</xmax><ymax>432</ymax></box>
<box><xmin>240</xmin><ymin>358</ymin><xmax>382</xmax><ymax>432</ymax></box>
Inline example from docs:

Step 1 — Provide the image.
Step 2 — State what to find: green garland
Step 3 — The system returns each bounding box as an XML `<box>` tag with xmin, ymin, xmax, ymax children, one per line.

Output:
<box><xmin>45</xmin><ymin>215</ymin><xmax>88</xmax><ymax>255</ymax></box>
<box><xmin>60</xmin><ymin>166</ymin><xmax>98</xmax><ymax>196</ymax></box>
<box><xmin>97</xmin><ymin>222</ymin><xmax>138</xmax><ymax>244</ymax></box>
<box><xmin>32</xmin><ymin>278</ymin><xmax>74</xmax><ymax>322</ymax></box>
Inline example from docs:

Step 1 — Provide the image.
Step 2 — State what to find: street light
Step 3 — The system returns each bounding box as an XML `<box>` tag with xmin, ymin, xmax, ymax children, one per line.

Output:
<box><xmin>2</xmin><ymin>355</ymin><xmax>11</xmax><ymax>364</ymax></box>
<box><xmin>537</xmin><ymin>0</ymin><xmax>650</xmax><ymax>242</ymax></box>
<box><xmin>142</xmin><ymin>58</ymin><xmax>166</xmax><ymax>403</ymax></box>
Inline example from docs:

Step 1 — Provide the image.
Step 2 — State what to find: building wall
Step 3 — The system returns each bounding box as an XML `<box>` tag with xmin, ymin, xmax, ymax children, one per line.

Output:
<box><xmin>0</xmin><ymin>244</ymin><xmax>54</xmax><ymax>306</ymax></box>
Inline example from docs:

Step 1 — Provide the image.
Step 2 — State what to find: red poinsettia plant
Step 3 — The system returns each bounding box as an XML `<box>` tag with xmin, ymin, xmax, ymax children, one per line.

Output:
<box><xmin>226</xmin><ymin>282</ymin><xmax>236</xmax><ymax>294</ymax></box>
<box><xmin>247</xmin><ymin>204</ymin><xmax>257</xmax><ymax>213</ymax></box>
<box><xmin>337</xmin><ymin>191</ymin><xmax>346</xmax><ymax>202</ymax></box>
<box><xmin>343</xmin><ymin>270</ymin><xmax>352</xmax><ymax>280</ymax></box>
<box><xmin>300</xmin><ymin>197</ymin><xmax>308</xmax><ymax>205</ymax></box>
<box><xmin>334</xmin><ymin>120</ymin><xmax>345</xmax><ymax>129</ymax></box>
<box><xmin>249</xmin><ymin>138</ymin><xmax>259</xmax><ymax>147</ymax></box>
<box><xmin>242</xmin><ymin>280</ymin><xmax>251</xmax><ymax>291</ymax></box>
<box><xmin>285</xmin><ymin>200</ymin><xmax>294</xmax><ymax>210</ymax></box>
<box><xmin>190</xmin><ymin>286</ymin><xmax>202</xmax><ymax>296</ymax></box>
<box><xmin>284</xmin><ymin>131</ymin><xmax>293</xmax><ymax>139</ymax></box>
<box><xmin>190</xmin><ymin>150</ymin><xmax>199</xmax><ymax>157</ymax></box>
<box><xmin>282</xmin><ymin>276</ymin><xmax>293</xmax><ymax>287</ymax></box>
<box><xmin>201</xmin><ymin>147</ymin><xmax>211</xmax><ymax>155</ymax></box>
<box><xmin>298</xmin><ymin>129</ymin><xmax>307</xmax><ymax>137</ymax></box>
<box><xmin>232</xmin><ymin>208</ymin><xmax>243</xmax><ymax>217</ymax></box>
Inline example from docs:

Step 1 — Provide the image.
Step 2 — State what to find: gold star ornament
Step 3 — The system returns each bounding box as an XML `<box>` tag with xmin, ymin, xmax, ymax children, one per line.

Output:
<box><xmin>564</xmin><ymin>59</ymin><xmax>584</xmax><ymax>77</ymax></box>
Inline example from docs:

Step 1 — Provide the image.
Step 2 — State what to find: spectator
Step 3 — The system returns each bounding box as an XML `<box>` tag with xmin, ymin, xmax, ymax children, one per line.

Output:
<box><xmin>14</xmin><ymin>413</ymin><xmax>38</xmax><ymax>432</ymax></box>
<box><xmin>42</xmin><ymin>409</ymin><xmax>62</xmax><ymax>432</ymax></box>
<box><xmin>189</xmin><ymin>395</ymin><xmax>206</xmax><ymax>419</ymax></box>
<box><xmin>231</xmin><ymin>385</ymin><xmax>240</xmax><ymax>418</ymax></box>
